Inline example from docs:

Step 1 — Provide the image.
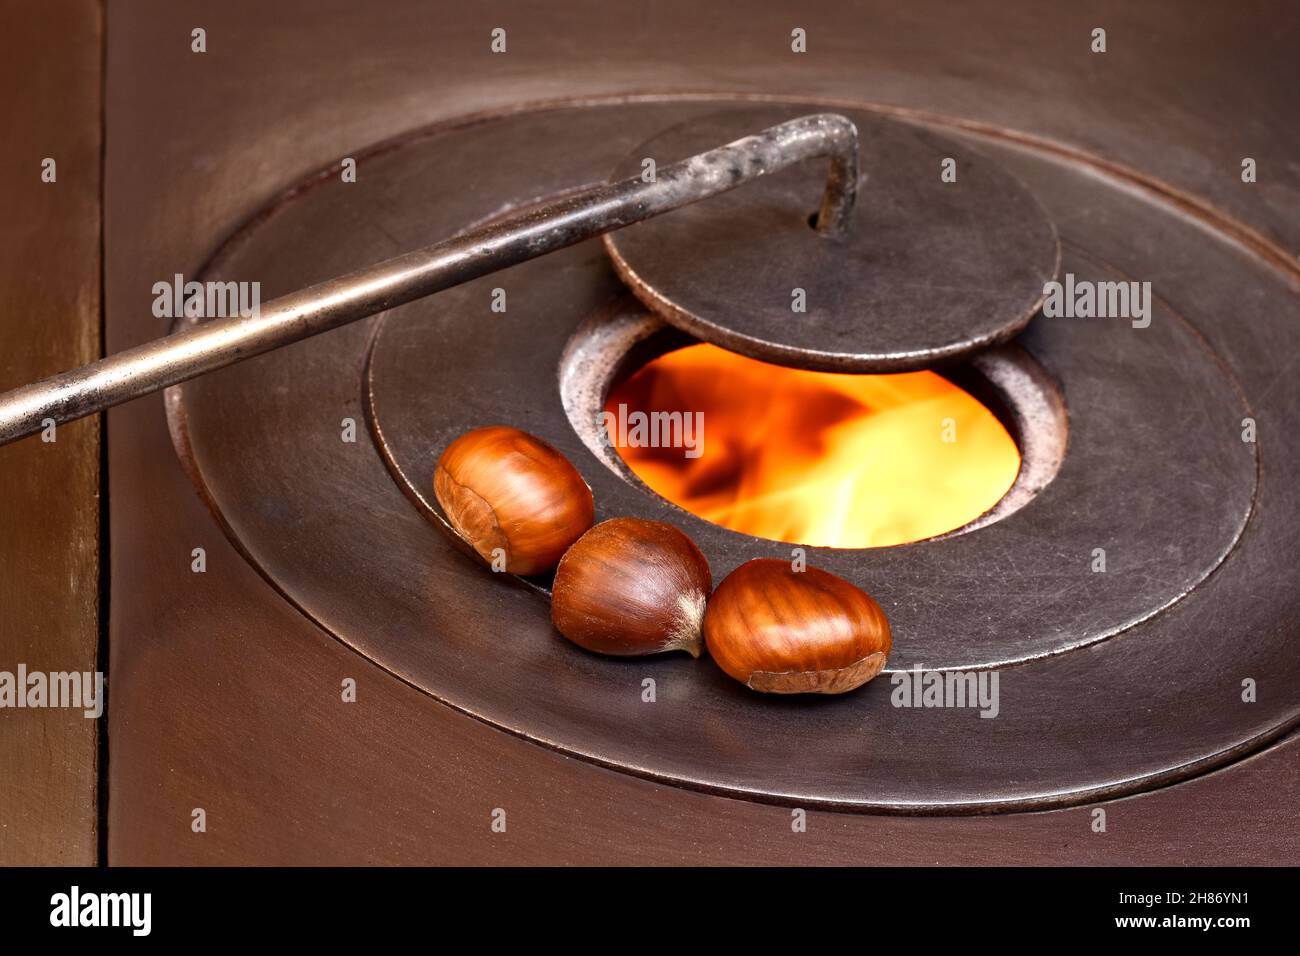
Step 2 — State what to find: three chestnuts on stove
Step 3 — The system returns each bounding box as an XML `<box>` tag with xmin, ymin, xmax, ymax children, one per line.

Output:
<box><xmin>433</xmin><ymin>425</ymin><xmax>893</xmax><ymax>695</ymax></box>
<box><xmin>434</xmin><ymin>425</ymin><xmax>594</xmax><ymax>575</ymax></box>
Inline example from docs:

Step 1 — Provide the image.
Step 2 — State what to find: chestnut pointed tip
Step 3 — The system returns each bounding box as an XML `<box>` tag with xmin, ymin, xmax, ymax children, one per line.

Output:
<box><xmin>669</xmin><ymin>633</ymin><xmax>704</xmax><ymax>659</ymax></box>
<box><xmin>665</xmin><ymin>588</ymin><xmax>707</xmax><ymax>658</ymax></box>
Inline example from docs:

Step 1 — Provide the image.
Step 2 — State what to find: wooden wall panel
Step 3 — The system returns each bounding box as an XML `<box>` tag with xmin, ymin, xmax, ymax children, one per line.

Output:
<box><xmin>0</xmin><ymin>0</ymin><xmax>103</xmax><ymax>866</ymax></box>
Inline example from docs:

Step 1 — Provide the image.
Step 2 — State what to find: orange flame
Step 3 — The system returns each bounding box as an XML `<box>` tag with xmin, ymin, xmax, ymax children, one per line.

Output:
<box><xmin>605</xmin><ymin>344</ymin><xmax>1020</xmax><ymax>548</ymax></box>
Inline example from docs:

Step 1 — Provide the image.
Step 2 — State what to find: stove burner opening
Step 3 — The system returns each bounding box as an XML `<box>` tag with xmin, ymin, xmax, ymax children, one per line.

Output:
<box><xmin>560</xmin><ymin>301</ymin><xmax>1067</xmax><ymax>550</ymax></box>
<box><xmin>603</xmin><ymin>343</ymin><xmax>1020</xmax><ymax>548</ymax></box>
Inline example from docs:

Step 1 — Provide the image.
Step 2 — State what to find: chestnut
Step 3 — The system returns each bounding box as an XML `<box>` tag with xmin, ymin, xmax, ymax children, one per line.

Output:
<box><xmin>552</xmin><ymin>517</ymin><xmax>712</xmax><ymax>657</ymax></box>
<box><xmin>704</xmin><ymin>558</ymin><xmax>892</xmax><ymax>694</ymax></box>
<box><xmin>433</xmin><ymin>425</ymin><xmax>594</xmax><ymax>575</ymax></box>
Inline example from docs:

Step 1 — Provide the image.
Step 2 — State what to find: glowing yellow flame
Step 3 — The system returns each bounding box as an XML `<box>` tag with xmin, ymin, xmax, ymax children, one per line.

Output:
<box><xmin>606</xmin><ymin>344</ymin><xmax>1020</xmax><ymax>548</ymax></box>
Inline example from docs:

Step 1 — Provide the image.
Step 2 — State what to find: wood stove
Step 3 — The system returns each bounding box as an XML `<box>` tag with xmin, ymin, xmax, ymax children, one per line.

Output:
<box><xmin>163</xmin><ymin>94</ymin><xmax>1292</xmax><ymax>816</ymax></box>
<box><xmin>1</xmin><ymin>0</ymin><xmax>1296</xmax><ymax>865</ymax></box>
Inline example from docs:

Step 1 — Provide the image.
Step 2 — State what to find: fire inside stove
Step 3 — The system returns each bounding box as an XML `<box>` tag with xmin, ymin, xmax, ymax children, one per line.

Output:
<box><xmin>605</xmin><ymin>344</ymin><xmax>1021</xmax><ymax>548</ymax></box>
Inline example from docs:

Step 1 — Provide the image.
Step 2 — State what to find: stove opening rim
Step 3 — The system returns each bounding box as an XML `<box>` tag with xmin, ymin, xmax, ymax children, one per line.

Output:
<box><xmin>559</xmin><ymin>296</ymin><xmax>1069</xmax><ymax>551</ymax></box>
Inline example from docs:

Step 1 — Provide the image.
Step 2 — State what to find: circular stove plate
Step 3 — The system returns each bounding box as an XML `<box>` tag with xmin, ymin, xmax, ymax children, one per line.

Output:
<box><xmin>167</xmin><ymin>97</ymin><xmax>1297</xmax><ymax>813</ymax></box>
<box><xmin>603</xmin><ymin>106</ymin><xmax>1061</xmax><ymax>371</ymax></box>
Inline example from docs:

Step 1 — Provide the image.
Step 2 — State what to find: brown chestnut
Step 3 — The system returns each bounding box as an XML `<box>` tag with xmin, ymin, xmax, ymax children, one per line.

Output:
<box><xmin>552</xmin><ymin>518</ymin><xmax>712</xmax><ymax>657</ymax></box>
<box><xmin>433</xmin><ymin>425</ymin><xmax>594</xmax><ymax>575</ymax></box>
<box><xmin>704</xmin><ymin>558</ymin><xmax>892</xmax><ymax>694</ymax></box>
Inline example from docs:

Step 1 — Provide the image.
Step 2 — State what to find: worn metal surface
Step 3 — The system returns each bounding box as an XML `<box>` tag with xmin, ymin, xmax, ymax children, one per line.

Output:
<box><xmin>169</xmin><ymin>99</ymin><xmax>1288</xmax><ymax>812</ymax></box>
<box><xmin>605</xmin><ymin>107</ymin><xmax>1059</xmax><ymax>371</ymax></box>
<box><xmin>104</xmin><ymin>0</ymin><xmax>1299</xmax><ymax>861</ymax></box>
<box><xmin>0</xmin><ymin>0</ymin><xmax>102</xmax><ymax>866</ymax></box>
<box><xmin>0</xmin><ymin>114</ymin><xmax>858</xmax><ymax>446</ymax></box>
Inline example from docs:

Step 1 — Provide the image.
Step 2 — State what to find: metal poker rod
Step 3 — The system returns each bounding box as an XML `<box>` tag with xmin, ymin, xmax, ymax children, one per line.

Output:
<box><xmin>0</xmin><ymin>113</ymin><xmax>858</xmax><ymax>446</ymax></box>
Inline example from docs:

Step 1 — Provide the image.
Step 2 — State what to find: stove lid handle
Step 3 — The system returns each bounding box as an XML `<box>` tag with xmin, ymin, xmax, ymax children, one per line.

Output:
<box><xmin>0</xmin><ymin>113</ymin><xmax>858</xmax><ymax>446</ymax></box>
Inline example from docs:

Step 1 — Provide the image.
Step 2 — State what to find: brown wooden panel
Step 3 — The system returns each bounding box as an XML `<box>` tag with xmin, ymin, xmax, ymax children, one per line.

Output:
<box><xmin>0</xmin><ymin>0</ymin><xmax>103</xmax><ymax>866</ymax></box>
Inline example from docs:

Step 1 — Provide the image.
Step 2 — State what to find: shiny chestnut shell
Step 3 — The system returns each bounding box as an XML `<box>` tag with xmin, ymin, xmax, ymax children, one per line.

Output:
<box><xmin>433</xmin><ymin>425</ymin><xmax>594</xmax><ymax>575</ymax></box>
<box><xmin>552</xmin><ymin>518</ymin><xmax>712</xmax><ymax>657</ymax></box>
<box><xmin>704</xmin><ymin>558</ymin><xmax>892</xmax><ymax>694</ymax></box>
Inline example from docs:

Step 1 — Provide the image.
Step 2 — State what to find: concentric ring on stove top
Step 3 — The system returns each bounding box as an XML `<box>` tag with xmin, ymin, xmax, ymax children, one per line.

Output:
<box><xmin>166</xmin><ymin>96</ymin><xmax>1295</xmax><ymax>813</ymax></box>
<box><xmin>368</xmin><ymin>241</ymin><xmax>1250</xmax><ymax>673</ymax></box>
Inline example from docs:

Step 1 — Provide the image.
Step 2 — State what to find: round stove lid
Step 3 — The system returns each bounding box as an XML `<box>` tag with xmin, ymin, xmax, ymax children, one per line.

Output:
<box><xmin>604</xmin><ymin>106</ymin><xmax>1061</xmax><ymax>371</ymax></box>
